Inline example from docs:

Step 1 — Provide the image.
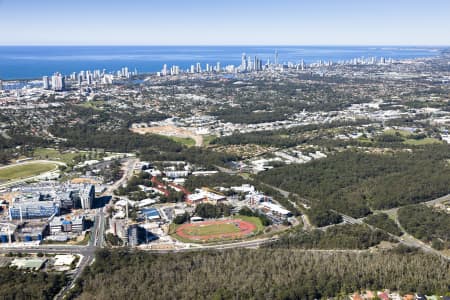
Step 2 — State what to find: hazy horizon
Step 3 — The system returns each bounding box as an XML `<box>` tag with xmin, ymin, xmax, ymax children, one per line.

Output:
<box><xmin>1</xmin><ymin>0</ymin><xmax>450</xmax><ymax>46</ymax></box>
<box><xmin>0</xmin><ymin>44</ymin><xmax>449</xmax><ymax>47</ymax></box>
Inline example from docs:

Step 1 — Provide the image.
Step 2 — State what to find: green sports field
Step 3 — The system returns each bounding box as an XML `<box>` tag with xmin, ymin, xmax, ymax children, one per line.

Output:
<box><xmin>235</xmin><ymin>215</ymin><xmax>264</xmax><ymax>232</ymax></box>
<box><xmin>0</xmin><ymin>162</ymin><xmax>57</xmax><ymax>181</ymax></box>
<box><xmin>172</xmin><ymin>216</ymin><xmax>264</xmax><ymax>243</ymax></box>
<box><xmin>167</xmin><ymin>136</ymin><xmax>196</xmax><ymax>147</ymax></box>
<box><xmin>184</xmin><ymin>223</ymin><xmax>240</xmax><ymax>236</ymax></box>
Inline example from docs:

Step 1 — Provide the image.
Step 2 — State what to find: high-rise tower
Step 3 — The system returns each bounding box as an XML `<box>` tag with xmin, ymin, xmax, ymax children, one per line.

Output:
<box><xmin>241</xmin><ymin>53</ymin><xmax>247</xmax><ymax>71</ymax></box>
<box><xmin>42</xmin><ymin>76</ymin><xmax>49</xmax><ymax>90</ymax></box>
<box><xmin>51</xmin><ymin>73</ymin><xmax>65</xmax><ymax>91</ymax></box>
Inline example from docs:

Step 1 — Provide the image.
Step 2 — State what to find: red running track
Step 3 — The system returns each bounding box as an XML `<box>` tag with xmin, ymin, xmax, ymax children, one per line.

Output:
<box><xmin>176</xmin><ymin>219</ymin><xmax>257</xmax><ymax>241</ymax></box>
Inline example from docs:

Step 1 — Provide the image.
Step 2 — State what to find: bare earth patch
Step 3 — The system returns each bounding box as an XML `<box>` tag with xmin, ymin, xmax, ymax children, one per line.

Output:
<box><xmin>131</xmin><ymin>125</ymin><xmax>203</xmax><ymax>147</ymax></box>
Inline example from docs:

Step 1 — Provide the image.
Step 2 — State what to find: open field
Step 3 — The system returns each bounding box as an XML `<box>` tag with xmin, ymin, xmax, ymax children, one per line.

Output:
<box><xmin>174</xmin><ymin>218</ymin><xmax>258</xmax><ymax>242</ymax></box>
<box><xmin>33</xmin><ymin>148</ymin><xmax>82</xmax><ymax>164</ymax></box>
<box><xmin>183</xmin><ymin>223</ymin><xmax>240</xmax><ymax>236</ymax></box>
<box><xmin>79</xmin><ymin>100</ymin><xmax>105</xmax><ymax>110</ymax></box>
<box><xmin>131</xmin><ymin>125</ymin><xmax>203</xmax><ymax>147</ymax></box>
<box><xmin>403</xmin><ymin>138</ymin><xmax>443</xmax><ymax>145</ymax></box>
<box><xmin>167</xmin><ymin>136</ymin><xmax>196</xmax><ymax>147</ymax></box>
<box><xmin>0</xmin><ymin>162</ymin><xmax>58</xmax><ymax>182</ymax></box>
<box><xmin>236</xmin><ymin>215</ymin><xmax>264</xmax><ymax>232</ymax></box>
<box><xmin>202</xmin><ymin>135</ymin><xmax>218</xmax><ymax>146</ymax></box>
<box><xmin>383</xmin><ymin>129</ymin><xmax>442</xmax><ymax>145</ymax></box>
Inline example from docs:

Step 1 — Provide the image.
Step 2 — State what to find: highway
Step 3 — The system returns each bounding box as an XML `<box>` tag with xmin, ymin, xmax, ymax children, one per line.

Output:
<box><xmin>251</xmin><ymin>181</ymin><xmax>450</xmax><ymax>261</ymax></box>
<box><xmin>257</xmin><ymin>178</ymin><xmax>450</xmax><ymax>261</ymax></box>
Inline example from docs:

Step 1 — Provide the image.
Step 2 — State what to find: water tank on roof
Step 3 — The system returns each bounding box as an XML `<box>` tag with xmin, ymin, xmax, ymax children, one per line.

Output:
<box><xmin>24</xmin><ymin>236</ymin><xmax>32</xmax><ymax>242</ymax></box>
<box><xmin>0</xmin><ymin>235</ymin><xmax>7</xmax><ymax>243</ymax></box>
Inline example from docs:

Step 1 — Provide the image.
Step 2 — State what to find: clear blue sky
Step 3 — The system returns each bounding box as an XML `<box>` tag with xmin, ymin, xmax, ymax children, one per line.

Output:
<box><xmin>0</xmin><ymin>0</ymin><xmax>449</xmax><ymax>45</ymax></box>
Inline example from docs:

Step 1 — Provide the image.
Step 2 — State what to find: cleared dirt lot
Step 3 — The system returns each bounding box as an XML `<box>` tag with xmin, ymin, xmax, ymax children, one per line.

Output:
<box><xmin>131</xmin><ymin>125</ymin><xmax>203</xmax><ymax>147</ymax></box>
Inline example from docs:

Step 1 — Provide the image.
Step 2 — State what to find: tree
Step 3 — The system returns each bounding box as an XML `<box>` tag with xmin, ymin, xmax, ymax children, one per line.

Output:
<box><xmin>173</xmin><ymin>212</ymin><xmax>190</xmax><ymax>225</ymax></box>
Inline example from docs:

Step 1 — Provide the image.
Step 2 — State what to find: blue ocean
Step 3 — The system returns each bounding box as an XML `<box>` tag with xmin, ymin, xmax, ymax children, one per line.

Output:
<box><xmin>0</xmin><ymin>46</ymin><xmax>443</xmax><ymax>80</ymax></box>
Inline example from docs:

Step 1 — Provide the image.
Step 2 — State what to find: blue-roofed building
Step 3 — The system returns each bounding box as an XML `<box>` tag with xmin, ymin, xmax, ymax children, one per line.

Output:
<box><xmin>141</xmin><ymin>208</ymin><xmax>160</xmax><ymax>221</ymax></box>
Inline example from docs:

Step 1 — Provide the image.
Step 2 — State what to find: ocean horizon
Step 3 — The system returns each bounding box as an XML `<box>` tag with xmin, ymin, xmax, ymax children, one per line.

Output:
<box><xmin>0</xmin><ymin>45</ymin><xmax>444</xmax><ymax>80</ymax></box>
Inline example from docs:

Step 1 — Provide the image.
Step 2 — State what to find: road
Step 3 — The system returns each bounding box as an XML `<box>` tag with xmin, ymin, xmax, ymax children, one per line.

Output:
<box><xmin>58</xmin><ymin>159</ymin><xmax>133</xmax><ymax>299</ymax></box>
<box><xmin>101</xmin><ymin>158</ymin><xmax>138</xmax><ymax>197</ymax></box>
<box><xmin>377</xmin><ymin>200</ymin><xmax>450</xmax><ymax>261</ymax></box>
<box><xmin>257</xmin><ymin>180</ymin><xmax>450</xmax><ymax>261</ymax></box>
<box><xmin>380</xmin><ymin>192</ymin><xmax>450</xmax><ymax>216</ymax></box>
<box><xmin>4</xmin><ymin>209</ymin><xmax>105</xmax><ymax>300</ymax></box>
<box><xmin>259</xmin><ymin>177</ymin><xmax>450</xmax><ymax>261</ymax></box>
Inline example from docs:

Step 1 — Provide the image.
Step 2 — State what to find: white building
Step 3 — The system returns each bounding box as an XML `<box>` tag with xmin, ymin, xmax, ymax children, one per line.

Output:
<box><xmin>42</xmin><ymin>76</ymin><xmax>49</xmax><ymax>90</ymax></box>
<box><xmin>51</xmin><ymin>73</ymin><xmax>65</xmax><ymax>91</ymax></box>
<box><xmin>80</xmin><ymin>185</ymin><xmax>95</xmax><ymax>210</ymax></box>
<box><xmin>260</xmin><ymin>202</ymin><xmax>292</xmax><ymax>218</ymax></box>
<box><xmin>231</xmin><ymin>184</ymin><xmax>255</xmax><ymax>194</ymax></box>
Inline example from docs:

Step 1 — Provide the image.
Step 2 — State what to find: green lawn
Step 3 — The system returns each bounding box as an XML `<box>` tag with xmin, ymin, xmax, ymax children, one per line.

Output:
<box><xmin>240</xmin><ymin>173</ymin><xmax>252</xmax><ymax>180</ymax></box>
<box><xmin>234</xmin><ymin>215</ymin><xmax>264</xmax><ymax>232</ymax></box>
<box><xmin>33</xmin><ymin>148</ymin><xmax>113</xmax><ymax>165</ymax></box>
<box><xmin>0</xmin><ymin>162</ymin><xmax>57</xmax><ymax>181</ymax></box>
<box><xmin>403</xmin><ymin>138</ymin><xmax>443</xmax><ymax>146</ymax></box>
<box><xmin>184</xmin><ymin>223</ymin><xmax>240</xmax><ymax>236</ymax></box>
<box><xmin>202</xmin><ymin>135</ymin><xmax>218</xmax><ymax>146</ymax></box>
<box><xmin>33</xmin><ymin>148</ymin><xmax>81</xmax><ymax>164</ymax></box>
<box><xmin>357</xmin><ymin>137</ymin><xmax>373</xmax><ymax>144</ymax></box>
<box><xmin>79</xmin><ymin>100</ymin><xmax>105</xmax><ymax>110</ymax></box>
<box><xmin>383</xmin><ymin>130</ymin><xmax>442</xmax><ymax>146</ymax></box>
<box><xmin>168</xmin><ymin>136</ymin><xmax>196</xmax><ymax>147</ymax></box>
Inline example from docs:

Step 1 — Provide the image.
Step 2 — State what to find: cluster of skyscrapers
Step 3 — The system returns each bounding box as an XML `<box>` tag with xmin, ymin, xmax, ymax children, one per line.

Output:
<box><xmin>310</xmin><ymin>56</ymin><xmax>394</xmax><ymax>67</ymax></box>
<box><xmin>158</xmin><ymin>50</ymin><xmax>300</xmax><ymax>77</ymax></box>
<box><xmin>156</xmin><ymin>50</ymin><xmax>398</xmax><ymax>78</ymax></box>
<box><xmin>38</xmin><ymin>51</ymin><xmax>396</xmax><ymax>86</ymax></box>
<box><xmin>42</xmin><ymin>67</ymin><xmax>137</xmax><ymax>91</ymax></box>
<box><xmin>43</xmin><ymin>73</ymin><xmax>65</xmax><ymax>91</ymax></box>
<box><xmin>239</xmin><ymin>53</ymin><xmax>270</xmax><ymax>72</ymax></box>
<box><xmin>160</xmin><ymin>61</ymin><xmax>223</xmax><ymax>76</ymax></box>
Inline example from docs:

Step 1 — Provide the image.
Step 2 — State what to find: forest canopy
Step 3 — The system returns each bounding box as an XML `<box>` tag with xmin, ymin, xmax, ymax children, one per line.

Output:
<box><xmin>70</xmin><ymin>248</ymin><xmax>450</xmax><ymax>299</ymax></box>
<box><xmin>257</xmin><ymin>145</ymin><xmax>450</xmax><ymax>219</ymax></box>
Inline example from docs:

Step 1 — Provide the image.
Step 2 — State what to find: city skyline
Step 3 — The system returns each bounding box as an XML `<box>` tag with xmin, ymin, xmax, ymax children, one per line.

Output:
<box><xmin>0</xmin><ymin>0</ymin><xmax>450</xmax><ymax>46</ymax></box>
